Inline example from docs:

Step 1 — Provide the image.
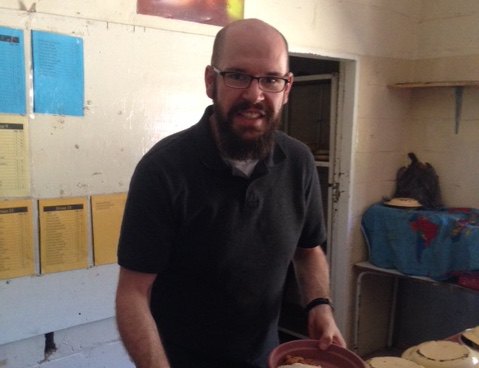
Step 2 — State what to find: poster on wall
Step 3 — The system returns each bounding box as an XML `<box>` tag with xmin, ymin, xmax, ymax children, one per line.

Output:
<box><xmin>137</xmin><ymin>0</ymin><xmax>244</xmax><ymax>26</ymax></box>
<box><xmin>0</xmin><ymin>199</ymin><xmax>35</xmax><ymax>280</ymax></box>
<box><xmin>0</xmin><ymin>115</ymin><xmax>30</xmax><ymax>197</ymax></box>
<box><xmin>39</xmin><ymin>197</ymin><xmax>88</xmax><ymax>274</ymax></box>
<box><xmin>91</xmin><ymin>193</ymin><xmax>127</xmax><ymax>266</ymax></box>
<box><xmin>32</xmin><ymin>31</ymin><xmax>84</xmax><ymax>116</ymax></box>
<box><xmin>0</xmin><ymin>26</ymin><xmax>26</xmax><ymax>115</ymax></box>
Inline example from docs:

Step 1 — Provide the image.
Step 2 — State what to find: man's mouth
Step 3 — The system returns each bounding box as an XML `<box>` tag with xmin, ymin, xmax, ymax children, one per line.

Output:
<box><xmin>237</xmin><ymin>109</ymin><xmax>266</xmax><ymax>120</ymax></box>
<box><xmin>239</xmin><ymin>111</ymin><xmax>264</xmax><ymax>119</ymax></box>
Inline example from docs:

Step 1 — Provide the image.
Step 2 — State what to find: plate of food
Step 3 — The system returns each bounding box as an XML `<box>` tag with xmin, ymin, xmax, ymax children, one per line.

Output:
<box><xmin>269</xmin><ymin>339</ymin><xmax>367</xmax><ymax>368</ymax></box>
<box><xmin>401</xmin><ymin>340</ymin><xmax>479</xmax><ymax>368</ymax></box>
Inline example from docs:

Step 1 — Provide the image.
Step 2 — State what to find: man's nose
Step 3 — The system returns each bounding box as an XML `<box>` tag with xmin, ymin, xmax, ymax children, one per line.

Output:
<box><xmin>241</xmin><ymin>79</ymin><xmax>265</xmax><ymax>102</ymax></box>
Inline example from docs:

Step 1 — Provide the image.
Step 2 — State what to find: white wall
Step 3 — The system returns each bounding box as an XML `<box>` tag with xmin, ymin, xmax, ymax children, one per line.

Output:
<box><xmin>1</xmin><ymin>0</ymin><xmax>479</xmax><ymax>365</ymax></box>
<box><xmin>408</xmin><ymin>0</ymin><xmax>479</xmax><ymax>208</ymax></box>
<box><xmin>0</xmin><ymin>4</ymin><xmax>215</xmax><ymax>367</ymax></box>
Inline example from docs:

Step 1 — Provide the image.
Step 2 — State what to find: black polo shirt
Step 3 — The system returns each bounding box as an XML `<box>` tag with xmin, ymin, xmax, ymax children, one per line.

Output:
<box><xmin>118</xmin><ymin>106</ymin><xmax>326</xmax><ymax>367</ymax></box>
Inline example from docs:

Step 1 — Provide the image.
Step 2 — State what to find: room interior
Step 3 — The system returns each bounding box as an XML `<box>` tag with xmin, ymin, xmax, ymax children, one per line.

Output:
<box><xmin>1</xmin><ymin>1</ymin><xmax>479</xmax><ymax>367</ymax></box>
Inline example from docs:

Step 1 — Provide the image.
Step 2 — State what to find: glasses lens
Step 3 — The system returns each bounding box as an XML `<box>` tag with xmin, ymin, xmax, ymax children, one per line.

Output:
<box><xmin>259</xmin><ymin>77</ymin><xmax>287</xmax><ymax>92</ymax></box>
<box><xmin>220</xmin><ymin>70</ymin><xmax>287</xmax><ymax>92</ymax></box>
<box><xmin>223</xmin><ymin>72</ymin><xmax>251</xmax><ymax>88</ymax></box>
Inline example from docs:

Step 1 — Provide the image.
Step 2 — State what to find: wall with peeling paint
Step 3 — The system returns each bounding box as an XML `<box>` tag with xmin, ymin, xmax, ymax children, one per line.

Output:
<box><xmin>0</xmin><ymin>6</ymin><xmax>214</xmax><ymax>368</ymax></box>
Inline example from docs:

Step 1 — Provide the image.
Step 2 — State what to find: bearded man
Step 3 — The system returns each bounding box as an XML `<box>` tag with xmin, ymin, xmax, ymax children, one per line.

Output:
<box><xmin>116</xmin><ymin>18</ymin><xmax>345</xmax><ymax>368</ymax></box>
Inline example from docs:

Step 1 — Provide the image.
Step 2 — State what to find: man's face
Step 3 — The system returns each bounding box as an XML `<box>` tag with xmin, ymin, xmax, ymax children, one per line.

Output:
<box><xmin>205</xmin><ymin>24</ymin><xmax>293</xmax><ymax>160</ymax></box>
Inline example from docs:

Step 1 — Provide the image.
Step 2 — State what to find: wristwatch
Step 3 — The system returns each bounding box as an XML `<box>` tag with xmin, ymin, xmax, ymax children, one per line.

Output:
<box><xmin>305</xmin><ymin>297</ymin><xmax>334</xmax><ymax>313</ymax></box>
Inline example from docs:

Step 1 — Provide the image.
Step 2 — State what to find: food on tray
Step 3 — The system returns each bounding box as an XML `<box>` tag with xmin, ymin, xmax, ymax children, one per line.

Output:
<box><xmin>278</xmin><ymin>354</ymin><xmax>322</xmax><ymax>367</ymax></box>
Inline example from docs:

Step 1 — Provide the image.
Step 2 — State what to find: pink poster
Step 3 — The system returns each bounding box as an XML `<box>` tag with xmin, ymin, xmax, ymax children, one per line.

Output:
<box><xmin>137</xmin><ymin>0</ymin><xmax>244</xmax><ymax>26</ymax></box>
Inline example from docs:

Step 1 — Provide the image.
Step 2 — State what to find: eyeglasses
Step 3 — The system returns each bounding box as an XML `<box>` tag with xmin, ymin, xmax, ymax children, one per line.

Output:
<box><xmin>212</xmin><ymin>66</ymin><xmax>290</xmax><ymax>93</ymax></box>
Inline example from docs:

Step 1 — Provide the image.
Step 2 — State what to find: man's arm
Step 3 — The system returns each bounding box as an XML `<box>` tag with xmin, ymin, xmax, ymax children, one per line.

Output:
<box><xmin>116</xmin><ymin>267</ymin><xmax>170</xmax><ymax>368</ymax></box>
<box><xmin>292</xmin><ymin>246</ymin><xmax>346</xmax><ymax>349</ymax></box>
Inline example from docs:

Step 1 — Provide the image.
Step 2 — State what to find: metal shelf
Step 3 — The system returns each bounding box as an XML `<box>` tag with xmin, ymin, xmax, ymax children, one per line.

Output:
<box><xmin>389</xmin><ymin>81</ymin><xmax>479</xmax><ymax>89</ymax></box>
<box><xmin>388</xmin><ymin>81</ymin><xmax>479</xmax><ymax>134</ymax></box>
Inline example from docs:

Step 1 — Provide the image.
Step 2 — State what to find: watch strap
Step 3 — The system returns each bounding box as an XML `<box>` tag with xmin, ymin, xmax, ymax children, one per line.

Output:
<box><xmin>305</xmin><ymin>297</ymin><xmax>334</xmax><ymax>313</ymax></box>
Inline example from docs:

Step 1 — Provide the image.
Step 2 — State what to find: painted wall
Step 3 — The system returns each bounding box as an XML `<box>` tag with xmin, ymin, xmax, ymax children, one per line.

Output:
<box><xmin>1</xmin><ymin>0</ymin><xmax>478</xmax><ymax>366</ymax></box>
<box><xmin>409</xmin><ymin>0</ymin><xmax>479</xmax><ymax>208</ymax></box>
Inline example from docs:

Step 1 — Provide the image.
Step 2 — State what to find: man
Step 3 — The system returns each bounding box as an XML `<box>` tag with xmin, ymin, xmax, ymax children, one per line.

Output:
<box><xmin>116</xmin><ymin>18</ymin><xmax>345</xmax><ymax>368</ymax></box>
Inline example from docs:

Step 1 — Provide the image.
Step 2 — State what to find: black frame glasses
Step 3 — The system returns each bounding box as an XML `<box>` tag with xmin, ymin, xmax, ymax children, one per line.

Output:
<box><xmin>212</xmin><ymin>66</ymin><xmax>290</xmax><ymax>93</ymax></box>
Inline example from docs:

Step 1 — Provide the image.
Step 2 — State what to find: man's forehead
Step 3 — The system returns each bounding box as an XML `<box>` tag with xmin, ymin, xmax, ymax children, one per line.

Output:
<box><xmin>220</xmin><ymin>28</ymin><xmax>287</xmax><ymax>68</ymax></box>
<box><xmin>225</xmin><ymin>21</ymin><xmax>284</xmax><ymax>45</ymax></box>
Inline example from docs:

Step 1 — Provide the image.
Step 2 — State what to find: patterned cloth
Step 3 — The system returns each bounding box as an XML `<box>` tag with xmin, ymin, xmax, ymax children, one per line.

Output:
<box><xmin>361</xmin><ymin>203</ymin><xmax>479</xmax><ymax>280</ymax></box>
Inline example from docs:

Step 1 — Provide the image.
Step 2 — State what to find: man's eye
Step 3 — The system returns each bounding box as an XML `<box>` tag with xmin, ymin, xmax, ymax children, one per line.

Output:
<box><xmin>262</xmin><ymin>77</ymin><xmax>280</xmax><ymax>85</ymax></box>
<box><xmin>227</xmin><ymin>72</ymin><xmax>249</xmax><ymax>82</ymax></box>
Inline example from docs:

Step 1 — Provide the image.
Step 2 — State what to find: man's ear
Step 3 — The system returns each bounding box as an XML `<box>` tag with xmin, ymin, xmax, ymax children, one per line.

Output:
<box><xmin>205</xmin><ymin>65</ymin><xmax>216</xmax><ymax>99</ymax></box>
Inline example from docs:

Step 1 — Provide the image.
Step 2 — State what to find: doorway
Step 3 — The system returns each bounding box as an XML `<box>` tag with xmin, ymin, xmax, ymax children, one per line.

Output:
<box><xmin>282</xmin><ymin>55</ymin><xmax>340</xmax><ymax>259</ymax></box>
<box><xmin>279</xmin><ymin>55</ymin><xmax>341</xmax><ymax>340</ymax></box>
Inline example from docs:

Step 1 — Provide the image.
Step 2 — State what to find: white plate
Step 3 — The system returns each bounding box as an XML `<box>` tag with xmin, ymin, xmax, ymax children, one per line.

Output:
<box><xmin>367</xmin><ymin>356</ymin><xmax>424</xmax><ymax>368</ymax></box>
<box><xmin>402</xmin><ymin>340</ymin><xmax>479</xmax><ymax>368</ymax></box>
<box><xmin>383</xmin><ymin>197</ymin><xmax>422</xmax><ymax>208</ymax></box>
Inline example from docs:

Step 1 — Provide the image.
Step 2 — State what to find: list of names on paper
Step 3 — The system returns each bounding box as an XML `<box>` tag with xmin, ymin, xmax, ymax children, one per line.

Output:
<box><xmin>0</xmin><ymin>26</ymin><xmax>26</xmax><ymax>115</ymax></box>
<box><xmin>39</xmin><ymin>197</ymin><xmax>88</xmax><ymax>274</ymax></box>
<box><xmin>91</xmin><ymin>193</ymin><xmax>127</xmax><ymax>265</ymax></box>
<box><xmin>32</xmin><ymin>30</ymin><xmax>84</xmax><ymax>116</ymax></box>
<box><xmin>0</xmin><ymin>121</ymin><xmax>30</xmax><ymax>196</ymax></box>
<box><xmin>0</xmin><ymin>200</ymin><xmax>34</xmax><ymax>280</ymax></box>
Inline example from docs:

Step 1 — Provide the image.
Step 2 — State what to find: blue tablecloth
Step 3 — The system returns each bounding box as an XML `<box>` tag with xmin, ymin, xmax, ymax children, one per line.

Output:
<box><xmin>361</xmin><ymin>203</ymin><xmax>479</xmax><ymax>280</ymax></box>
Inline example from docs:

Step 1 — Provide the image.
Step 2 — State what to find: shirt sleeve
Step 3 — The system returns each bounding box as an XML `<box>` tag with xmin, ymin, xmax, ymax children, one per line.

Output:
<box><xmin>117</xmin><ymin>157</ymin><xmax>176</xmax><ymax>273</ymax></box>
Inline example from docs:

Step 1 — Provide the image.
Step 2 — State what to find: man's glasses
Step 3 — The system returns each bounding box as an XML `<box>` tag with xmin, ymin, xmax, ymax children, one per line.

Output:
<box><xmin>212</xmin><ymin>66</ymin><xmax>290</xmax><ymax>93</ymax></box>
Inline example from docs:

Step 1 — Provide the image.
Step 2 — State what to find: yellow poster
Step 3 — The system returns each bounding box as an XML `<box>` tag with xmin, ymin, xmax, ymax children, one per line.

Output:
<box><xmin>91</xmin><ymin>193</ymin><xmax>126</xmax><ymax>265</ymax></box>
<box><xmin>39</xmin><ymin>197</ymin><xmax>88</xmax><ymax>274</ymax></box>
<box><xmin>0</xmin><ymin>199</ymin><xmax>35</xmax><ymax>279</ymax></box>
<box><xmin>0</xmin><ymin>115</ymin><xmax>30</xmax><ymax>197</ymax></box>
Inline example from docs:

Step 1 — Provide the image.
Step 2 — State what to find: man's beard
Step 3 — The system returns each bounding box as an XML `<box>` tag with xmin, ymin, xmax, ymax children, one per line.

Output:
<box><xmin>212</xmin><ymin>98</ymin><xmax>282</xmax><ymax>161</ymax></box>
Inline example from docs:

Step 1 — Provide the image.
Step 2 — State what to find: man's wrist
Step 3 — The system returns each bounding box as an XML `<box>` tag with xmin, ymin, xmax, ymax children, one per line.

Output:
<box><xmin>305</xmin><ymin>297</ymin><xmax>334</xmax><ymax>313</ymax></box>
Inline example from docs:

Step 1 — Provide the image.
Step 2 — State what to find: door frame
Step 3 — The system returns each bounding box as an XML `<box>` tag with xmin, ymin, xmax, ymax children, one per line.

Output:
<box><xmin>286</xmin><ymin>54</ymin><xmax>357</xmax><ymax>335</ymax></box>
<box><xmin>288</xmin><ymin>73</ymin><xmax>339</xmax><ymax>267</ymax></box>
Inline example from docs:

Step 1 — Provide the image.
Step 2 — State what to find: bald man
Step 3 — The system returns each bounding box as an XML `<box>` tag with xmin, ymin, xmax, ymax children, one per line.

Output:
<box><xmin>116</xmin><ymin>18</ymin><xmax>345</xmax><ymax>368</ymax></box>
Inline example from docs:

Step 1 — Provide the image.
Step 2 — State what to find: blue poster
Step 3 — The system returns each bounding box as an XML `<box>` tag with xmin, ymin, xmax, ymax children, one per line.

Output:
<box><xmin>32</xmin><ymin>31</ymin><xmax>84</xmax><ymax>116</ymax></box>
<box><xmin>0</xmin><ymin>27</ymin><xmax>26</xmax><ymax>115</ymax></box>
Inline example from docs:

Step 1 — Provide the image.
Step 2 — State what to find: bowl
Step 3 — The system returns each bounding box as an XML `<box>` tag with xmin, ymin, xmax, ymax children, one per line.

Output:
<box><xmin>268</xmin><ymin>339</ymin><xmax>367</xmax><ymax>368</ymax></box>
<box><xmin>367</xmin><ymin>356</ymin><xmax>425</xmax><ymax>368</ymax></box>
<box><xmin>402</xmin><ymin>340</ymin><xmax>479</xmax><ymax>368</ymax></box>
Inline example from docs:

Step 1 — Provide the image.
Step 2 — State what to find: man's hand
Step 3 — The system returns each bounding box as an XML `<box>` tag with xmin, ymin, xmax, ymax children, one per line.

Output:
<box><xmin>307</xmin><ymin>304</ymin><xmax>346</xmax><ymax>350</ymax></box>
